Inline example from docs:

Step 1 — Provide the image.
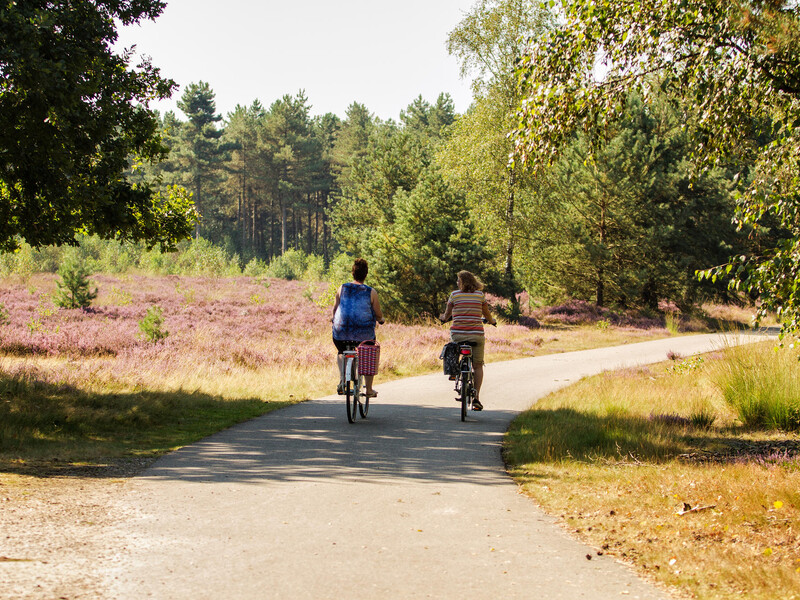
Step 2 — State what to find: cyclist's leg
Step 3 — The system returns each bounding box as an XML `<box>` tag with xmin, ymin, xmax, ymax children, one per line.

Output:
<box><xmin>471</xmin><ymin>338</ymin><xmax>485</xmax><ymax>409</ymax></box>
<box><xmin>333</xmin><ymin>338</ymin><xmax>351</xmax><ymax>394</ymax></box>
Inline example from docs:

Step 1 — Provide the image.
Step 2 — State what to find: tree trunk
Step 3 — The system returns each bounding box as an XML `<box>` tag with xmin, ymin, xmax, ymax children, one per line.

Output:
<box><xmin>504</xmin><ymin>167</ymin><xmax>519</xmax><ymax>316</ymax></box>
<box><xmin>596</xmin><ymin>194</ymin><xmax>607</xmax><ymax>307</ymax></box>
<box><xmin>281</xmin><ymin>199</ymin><xmax>287</xmax><ymax>254</ymax></box>
<box><xmin>596</xmin><ymin>267</ymin><xmax>605</xmax><ymax>308</ymax></box>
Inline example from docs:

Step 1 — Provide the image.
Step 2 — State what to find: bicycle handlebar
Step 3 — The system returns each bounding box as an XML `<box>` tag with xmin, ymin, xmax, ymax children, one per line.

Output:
<box><xmin>439</xmin><ymin>316</ymin><xmax>497</xmax><ymax>326</ymax></box>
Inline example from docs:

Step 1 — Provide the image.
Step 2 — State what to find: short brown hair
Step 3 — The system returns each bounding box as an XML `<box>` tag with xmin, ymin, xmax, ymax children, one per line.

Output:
<box><xmin>352</xmin><ymin>258</ymin><xmax>368</xmax><ymax>282</ymax></box>
<box><xmin>457</xmin><ymin>270</ymin><xmax>483</xmax><ymax>293</ymax></box>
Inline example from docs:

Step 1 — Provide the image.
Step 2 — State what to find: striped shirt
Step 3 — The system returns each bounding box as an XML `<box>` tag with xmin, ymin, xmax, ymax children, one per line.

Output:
<box><xmin>447</xmin><ymin>290</ymin><xmax>486</xmax><ymax>336</ymax></box>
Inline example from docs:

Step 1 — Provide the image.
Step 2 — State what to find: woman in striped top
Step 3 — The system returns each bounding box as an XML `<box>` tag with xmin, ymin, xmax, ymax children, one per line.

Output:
<box><xmin>439</xmin><ymin>270</ymin><xmax>496</xmax><ymax>411</ymax></box>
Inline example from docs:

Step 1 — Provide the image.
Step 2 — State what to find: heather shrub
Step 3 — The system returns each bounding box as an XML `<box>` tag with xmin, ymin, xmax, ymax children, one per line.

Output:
<box><xmin>535</xmin><ymin>299</ymin><xmax>663</xmax><ymax>329</ymax></box>
<box><xmin>139</xmin><ymin>305</ymin><xmax>168</xmax><ymax>343</ymax></box>
<box><xmin>54</xmin><ymin>252</ymin><xmax>98</xmax><ymax>309</ymax></box>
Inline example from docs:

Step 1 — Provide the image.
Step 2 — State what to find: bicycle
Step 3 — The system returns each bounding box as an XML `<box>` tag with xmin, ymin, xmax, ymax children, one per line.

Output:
<box><xmin>454</xmin><ymin>341</ymin><xmax>478</xmax><ymax>421</ymax></box>
<box><xmin>340</xmin><ymin>342</ymin><xmax>369</xmax><ymax>423</ymax></box>
<box><xmin>440</xmin><ymin>318</ymin><xmax>495</xmax><ymax>421</ymax></box>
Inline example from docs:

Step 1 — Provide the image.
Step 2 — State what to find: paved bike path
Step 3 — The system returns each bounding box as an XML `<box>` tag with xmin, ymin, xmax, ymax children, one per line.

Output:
<box><xmin>106</xmin><ymin>333</ymin><xmax>765</xmax><ymax>599</ymax></box>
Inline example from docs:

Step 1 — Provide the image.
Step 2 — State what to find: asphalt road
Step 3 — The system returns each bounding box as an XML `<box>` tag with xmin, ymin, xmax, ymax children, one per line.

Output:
<box><xmin>105</xmin><ymin>332</ymin><xmax>766</xmax><ymax>599</ymax></box>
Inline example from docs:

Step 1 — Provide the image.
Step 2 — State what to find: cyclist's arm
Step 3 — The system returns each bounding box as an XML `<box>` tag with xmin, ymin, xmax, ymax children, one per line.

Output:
<box><xmin>331</xmin><ymin>286</ymin><xmax>342</xmax><ymax>322</ymax></box>
<box><xmin>440</xmin><ymin>301</ymin><xmax>453</xmax><ymax>322</ymax></box>
<box><xmin>481</xmin><ymin>301</ymin><xmax>496</xmax><ymax>326</ymax></box>
<box><xmin>371</xmin><ymin>288</ymin><xmax>385</xmax><ymax>324</ymax></box>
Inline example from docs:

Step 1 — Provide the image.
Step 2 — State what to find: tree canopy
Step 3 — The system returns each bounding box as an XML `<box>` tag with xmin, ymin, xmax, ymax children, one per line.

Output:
<box><xmin>514</xmin><ymin>0</ymin><xmax>800</xmax><ymax>335</ymax></box>
<box><xmin>0</xmin><ymin>0</ymin><xmax>196</xmax><ymax>251</ymax></box>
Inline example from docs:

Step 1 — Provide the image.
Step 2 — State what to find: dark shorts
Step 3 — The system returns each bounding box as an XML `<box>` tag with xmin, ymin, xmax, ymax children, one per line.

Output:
<box><xmin>333</xmin><ymin>337</ymin><xmax>375</xmax><ymax>354</ymax></box>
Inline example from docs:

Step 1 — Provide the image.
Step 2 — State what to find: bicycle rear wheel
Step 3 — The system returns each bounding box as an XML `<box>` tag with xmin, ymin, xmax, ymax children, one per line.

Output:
<box><xmin>345</xmin><ymin>379</ymin><xmax>358</xmax><ymax>423</ymax></box>
<box><xmin>358</xmin><ymin>373</ymin><xmax>369</xmax><ymax>418</ymax></box>
<box><xmin>345</xmin><ymin>357</ymin><xmax>359</xmax><ymax>423</ymax></box>
<box><xmin>460</xmin><ymin>368</ymin><xmax>470</xmax><ymax>421</ymax></box>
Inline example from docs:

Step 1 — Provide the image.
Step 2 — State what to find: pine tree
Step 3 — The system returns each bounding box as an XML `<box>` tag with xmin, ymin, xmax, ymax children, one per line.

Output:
<box><xmin>175</xmin><ymin>82</ymin><xmax>228</xmax><ymax>239</ymax></box>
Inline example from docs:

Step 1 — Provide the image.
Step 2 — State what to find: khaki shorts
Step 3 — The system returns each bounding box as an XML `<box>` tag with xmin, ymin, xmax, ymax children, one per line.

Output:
<box><xmin>450</xmin><ymin>333</ymin><xmax>485</xmax><ymax>365</ymax></box>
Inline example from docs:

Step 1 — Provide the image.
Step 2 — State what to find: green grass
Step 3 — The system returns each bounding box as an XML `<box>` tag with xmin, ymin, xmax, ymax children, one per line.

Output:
<box><xmin>0</xmin><ymin>370</ymin><xmax>290</xmax><ymax>471</ymax></box>
<box><xmin>504</xmin><ymin>341</ymin><xmax>800</xmax><ymax>600</ymax></box>
<box><xmin>708</xmin><ymin>341</ymin><xmax>800</xmax><ymax>430</ymax></box>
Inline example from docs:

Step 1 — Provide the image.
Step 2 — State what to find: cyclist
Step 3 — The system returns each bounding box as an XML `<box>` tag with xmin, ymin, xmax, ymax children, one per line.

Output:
<box><xmin>439</xmin><ymin>270</ymin><xmax>496</xmax><ymax>411</ymax></box>
<box><xmin>332</xmin><ymin>258</ymin><xmax>385</xmax><ymax>397</ymax></box>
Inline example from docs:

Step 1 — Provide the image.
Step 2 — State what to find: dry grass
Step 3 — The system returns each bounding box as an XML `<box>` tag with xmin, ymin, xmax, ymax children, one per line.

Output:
<box><xmin>505</xmin><ymin>343</ymin><xmax>800</xmax><ymax>600</ymax></box>
<box><xmin>0</xmin><ymin>274</ymin><xmax>679</xmax><ymax>470</ymax></box>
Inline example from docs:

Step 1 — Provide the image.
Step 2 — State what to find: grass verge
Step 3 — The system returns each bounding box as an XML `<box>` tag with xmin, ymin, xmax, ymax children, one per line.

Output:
<box><xmin>0</xmin><ymin>363</ymin><xmax>292</xmax><ymax>474</ymax></box>
<box><xmin>0</xmin><ymin>274</ymin><xmax>754</xmax><ymax>476</ymax></box>
<box><xmin>504</xmin><ymin>341</ymin><xmax>800</xmax><ymax>600</ymax></box>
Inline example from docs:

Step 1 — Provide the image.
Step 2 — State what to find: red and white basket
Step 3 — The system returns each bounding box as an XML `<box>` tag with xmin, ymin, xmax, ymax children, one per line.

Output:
<box><xmin>357</xmin><ymin>340</ymin><xmax>380</xmax><ymax>376</ymax></box>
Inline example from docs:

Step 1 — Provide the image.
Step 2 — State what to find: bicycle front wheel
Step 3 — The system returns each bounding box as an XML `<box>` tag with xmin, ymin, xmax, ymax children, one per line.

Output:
<box><xmin>358</xmin><ymin>374</ymin><xmax>369</xmax><ymax>418</ymax></box>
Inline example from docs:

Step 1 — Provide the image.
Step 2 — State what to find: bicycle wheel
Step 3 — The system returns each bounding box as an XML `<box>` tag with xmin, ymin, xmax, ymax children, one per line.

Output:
<box><xmin>460</xmin><ymin>367</ymin><xmax>470</xmax><ymax>421</ymax></box>
<box><xmin>345</xmin><ymin>358</ymin><xmax>358</xmax><ymax>423</ymax></box>
<box><xmin>358</xmin><ymin>373</ymin><xmax>369</xmax><ymax>418</ymax></box>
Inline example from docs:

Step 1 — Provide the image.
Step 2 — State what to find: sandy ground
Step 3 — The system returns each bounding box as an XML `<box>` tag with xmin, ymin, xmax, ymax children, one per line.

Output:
<box><xmin>0</xmin><ymin>462</ymin><xmax>152</xmax><ymax>600</ymax></box>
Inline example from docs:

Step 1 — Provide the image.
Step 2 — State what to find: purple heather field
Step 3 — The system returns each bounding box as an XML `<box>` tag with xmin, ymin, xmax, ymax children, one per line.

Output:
<box><xmin>0</xmin><ymin>274</ymin><xmax>674</xmax><ymax>399</ymax></box>
<box><xmin>0</xmin><ymin>275</ymin><xmax>335</xmax><ymax>364</ymax></box>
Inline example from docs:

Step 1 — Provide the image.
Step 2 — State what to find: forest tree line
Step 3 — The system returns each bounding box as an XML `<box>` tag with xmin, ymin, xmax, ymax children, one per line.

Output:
<box><xmin>129</xmin><ymin>0</ymin><xmax>773</xmax><ymax>319</ymax></box>
<box><xmin>3</xmin><ymin>0</ymin><xmax>792</xmax><ymax>323</ymax></box>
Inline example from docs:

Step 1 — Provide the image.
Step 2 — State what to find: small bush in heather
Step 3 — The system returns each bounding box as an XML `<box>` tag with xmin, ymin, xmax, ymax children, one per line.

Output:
<box><xmin>243</xmin><ymin>257</ymin><xmax>268</xmax><ymax>277</ymax></box>
<box><xmin>0</xmin><ymin>302</ymin><xmax>9</xmax><ymax>326</ymax></box>
<box><xmin>304</xmin><ymin>254</ymin><xmax>326</xmax><ymax>281</ymax></box>
<box><xmin>139</xmin><ymin>305</ymin><xmax>168</xmax><ymax>343</ymax></box>
<box><xmin>54</xmin><ymin>254</ymin><xmax>98</xmax><ymax>309</ymax></box>
<box><xmin>267</xmin><ymin>248</ymin><xmax>308</xmax><ymax>280</ymax></box>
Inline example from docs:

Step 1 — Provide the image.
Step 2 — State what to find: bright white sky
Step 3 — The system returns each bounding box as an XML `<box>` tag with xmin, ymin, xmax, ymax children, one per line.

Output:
<box><xmin>115</xmin><ymin>0</ymin><xmax>478</xmax><ymax>122</ymax></box>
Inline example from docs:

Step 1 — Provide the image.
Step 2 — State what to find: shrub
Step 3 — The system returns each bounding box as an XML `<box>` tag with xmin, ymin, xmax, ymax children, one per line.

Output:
<box><xmin>54</xmin><ymin>253</ymin><xmax>98</xmax><ymax>309</ymax></box>
<box><xmin>709</xmin><ymin>342</ymin><xmax>800</xmax><ymax>430</ymax></box>
<box><xmin>326</xmin><ymin>252</ymin><xmax>354</xmax><ymax>285</ymax></box>
<box><xmin>267</xmin><ymin>248</ymin><xmax>309</xmax><ymax>281</ymax></box>
<box><xmin>138</xmin><ymin>305</ymin><xmax>168</xmax><ymax>343</ymax></box>
<box><xmin>0</xmin><ymin>302</ymin><xmax>8</xmax><ymax>326</ymax></box>
<box><xmin>243</xmin><ymin>257</ymin><xmax>268</xmax><ymax>277</ymax></box>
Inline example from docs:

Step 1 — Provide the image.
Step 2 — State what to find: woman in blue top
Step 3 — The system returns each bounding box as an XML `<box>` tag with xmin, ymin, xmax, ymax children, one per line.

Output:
<box><xmin>332</xmin><ymin>258</ymin><xmax>384</xmax><ymax>397</ymax></box>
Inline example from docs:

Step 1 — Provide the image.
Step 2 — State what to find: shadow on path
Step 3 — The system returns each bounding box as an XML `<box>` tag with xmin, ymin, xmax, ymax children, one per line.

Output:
<box><xmin>141</xmin><ymin>399</ymin><xmax>518</xmax><ymax>487</ymax></box>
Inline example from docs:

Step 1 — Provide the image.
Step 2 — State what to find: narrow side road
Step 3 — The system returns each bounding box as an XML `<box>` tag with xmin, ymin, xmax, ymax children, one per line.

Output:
<box><xmin>103</xmin><ymin>333</ymin><xmax>766</xmax><ymax>599</ymax></box>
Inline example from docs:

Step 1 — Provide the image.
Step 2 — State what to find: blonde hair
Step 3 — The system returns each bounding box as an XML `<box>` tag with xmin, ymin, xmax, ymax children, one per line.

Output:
<box><xmin>457</xmin><ymin>270</ymin><xmax>483</xmax><ymax>293</ymax></box>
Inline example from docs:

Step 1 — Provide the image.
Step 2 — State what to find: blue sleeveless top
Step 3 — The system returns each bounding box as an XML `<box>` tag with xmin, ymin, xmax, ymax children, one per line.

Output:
<box><xmin>332</xmin><ymin>283</ymin><xmax>376</xmax><ymax>341</ymax></box>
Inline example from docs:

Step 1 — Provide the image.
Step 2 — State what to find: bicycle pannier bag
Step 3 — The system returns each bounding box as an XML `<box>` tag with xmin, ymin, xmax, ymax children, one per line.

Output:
<box><xmin>439</xmin><ymin>342</ymin><xmax>459</xmax><ymax>377</ymax></box>
<box><xmin>357</xmin><ymin>340</ymin><xmax>380</xmax><ymax>376</ymax></box>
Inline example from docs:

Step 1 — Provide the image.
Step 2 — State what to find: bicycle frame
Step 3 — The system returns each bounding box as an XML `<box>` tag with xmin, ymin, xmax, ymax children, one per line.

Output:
<box><xmin>342</xmin><ymin>349</ymin><xmax>358</xmax><ymax>382</ymax></box>
<box><xmin>341</xmin><ymin>346</ymin><xmax>368</xmax><ymax>423</ymax></box>
<box><xmin>455</xmin><ymin>343</ymin><xmax>476</xmax><ymax>421</ymax></box>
